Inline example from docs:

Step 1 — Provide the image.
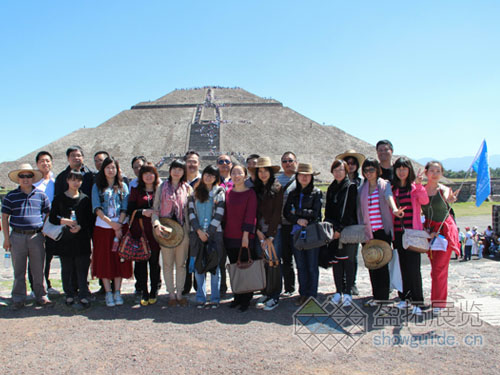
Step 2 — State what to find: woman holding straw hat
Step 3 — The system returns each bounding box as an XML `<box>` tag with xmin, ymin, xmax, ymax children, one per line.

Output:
<box><xmin>358</xmin><ymin>157</ymin><xmax>404</xmax><ymax>307</ymax></box>
<box><xmin>251</xmin><ymin>157</ymin><xmax>284</xmax><ymax>311</ymax></box>
<box><xmin>152</xmin><ymin>159</ymin><xmax>193</xmax><ymax>307</ymax></box>
<box><xmin>421</xmin><ymin>161</ymin><xmax>460</xmax><ymax>314</ymax></box>
<box><xmin>284</xmin><ymin>163</ymin><xmax>323</xmax><ymax>306</ymax></box>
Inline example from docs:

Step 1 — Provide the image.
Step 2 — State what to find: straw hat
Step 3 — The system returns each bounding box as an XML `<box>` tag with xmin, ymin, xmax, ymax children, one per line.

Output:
<box><xmin>248</xmin><ymin>156</ymin><xmax>280</xmax><ymax>173</ymax></box>
<box><xmin>8</xmin><ymin>163</ymin><xmax>43</xmax><ymax>184</ymax></box>
<box><xmin>335</xmin><ymin>150</ymin><xmax>366</xmax><ymax>167</ymax></box>
<box><xmin>153</xmin><ymin>218</ymin><xmax>184</xmax><ymax>248</ymax></box>
<box><xmin>362</xmin><ymin>239</ymin><xmax>393</xmax><ymax>270</ymax></box>
<box><xmin>296</xmin><ymin>163</ymin><xmax>320</xmax><ymax>176</ymax></box>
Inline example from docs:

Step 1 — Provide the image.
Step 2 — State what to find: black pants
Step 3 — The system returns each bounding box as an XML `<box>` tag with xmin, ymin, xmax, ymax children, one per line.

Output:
<box><xmin>464</xmin><ymin>245</ymin><xmax>472</xmax><ymax>260</ymax></box>
<box><xmin>219</xmin><ymin>246</ymin><xmax>228</xmax><ymax>294</ymax></box>
<box><xmin>60</xmin><ymin>254</ymin><xmax>90</xmax><ymax>299</ymax></box>
<box><xmin>227</xmin><ymin>247</ymin><xmax>254</xmax><ymax>307</ymax></box>
<box><xmin>368</xmin><ymin>230</ymin><xmax>391</xmax><ymax>301</ymax></box>
<box><xmin>393</xmin><ymin>231</ymin><xmax>423</xmax><ymax>305</ymax></box>
<box><xmin>280</xmin><ymin>224</ymin><xmax>296</xmax><ymax>293</ymax></box>
<box><xmin>134</xmin><ymin>248</ymin><xmax>161</xmax><ymax>299</ymax></box>
<box><xmin>333</xmin><ymin>243</ymin><xmax>357</xmax><ymax>295</ymax></box>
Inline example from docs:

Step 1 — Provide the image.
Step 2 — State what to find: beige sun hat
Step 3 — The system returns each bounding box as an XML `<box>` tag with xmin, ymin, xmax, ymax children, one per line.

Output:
<box><xmin>8</xmin><ymin>163</ymin><xmax>43</xmax><ymax>184</ymax></box>
<box><xmin>362</xmin><ymin>239</ymin><xmax>393</xmax><ymax>270</ymax></box>
<box><xmin>248</xmin><ymin>156</ymin><xmax>281</xmax><ymax>173</ymax></box>
<box><xmin>335</xmin><ymin>150</ymin><xmax>366</xmax><ymax>167</ymax></box>
<box><xmin>153</xmin><ymin>218</ymin><xmax>184</xmax><ymax>248</ymax></box>
<box><xmin>296</xmin><ymin>163</ymin><xmax>320</xmax><ymax>176</ymax></box>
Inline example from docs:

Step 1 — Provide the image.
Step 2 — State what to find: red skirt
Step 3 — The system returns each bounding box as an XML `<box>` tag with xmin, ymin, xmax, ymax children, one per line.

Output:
<box><xmin>92</xmin><ymin>226</ymin><xmax>133</xmax><ymax>279</ymax></box>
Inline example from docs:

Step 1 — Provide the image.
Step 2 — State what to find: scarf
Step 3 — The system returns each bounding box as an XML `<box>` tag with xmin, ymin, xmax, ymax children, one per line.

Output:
<box><xmin>160</xmin><ymin>180</ymin><xmax>189</xmax><ymax>225</ymax></box>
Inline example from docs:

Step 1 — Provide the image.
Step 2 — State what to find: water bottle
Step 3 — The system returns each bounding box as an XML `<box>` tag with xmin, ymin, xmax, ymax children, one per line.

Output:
<box><xmin>4</xmin><ymin>252</ymin><xmax>11</xmax><ymax>268</ymax></box>
<box><xmin>70</xmin><ymin>210</ymin><xmax>77</xmax><ymax>224</ymax></box>
<box><xmin>112</xmin><ymin>237</ymin><xmax>120</xmax><ymax>252</ymax></box>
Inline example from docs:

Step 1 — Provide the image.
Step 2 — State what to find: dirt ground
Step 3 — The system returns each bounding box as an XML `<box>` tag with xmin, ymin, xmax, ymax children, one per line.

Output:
<box><xmin>1</xmin><ymin>215</ymin><xmax>499</xmax><ymax>374</ymax></box>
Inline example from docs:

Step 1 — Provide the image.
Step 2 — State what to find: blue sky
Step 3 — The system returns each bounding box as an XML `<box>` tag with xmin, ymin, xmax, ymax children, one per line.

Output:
<box><xmin>1</xmin><ymin>1</ymin><xmax>498</xmax><ymax>163</ymax></box>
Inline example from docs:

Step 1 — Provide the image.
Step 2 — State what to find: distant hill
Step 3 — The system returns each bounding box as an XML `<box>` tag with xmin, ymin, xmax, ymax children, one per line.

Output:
<box><xmin>416</xmin><ymin>155</ymin><xmax>500</xmax><ymax>172</ymax></box>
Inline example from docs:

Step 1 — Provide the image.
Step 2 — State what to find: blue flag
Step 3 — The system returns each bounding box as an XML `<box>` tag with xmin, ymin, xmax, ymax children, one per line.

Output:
<box><xmin>471</xmin><ymin>140</ymin><xmax>491</xmax><ymax>207</ymax></box>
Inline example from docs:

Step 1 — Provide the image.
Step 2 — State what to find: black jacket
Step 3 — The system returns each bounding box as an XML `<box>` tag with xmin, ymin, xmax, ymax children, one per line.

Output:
<box><xmin>49</xmin><ymin>192</ymin><xmax>93</xmax><ymax>256</ymax></box>
<box><xmin>54</xmin><ymin>165</ymin><xmax>96</xmax><ymax>197</ymax></box>
<box><xmin>324</xmin><ymin>178</ymin><xmax>358</xmax><ymax>232</ymax></box>
<box><xmin>283</xmin><ymin>184</ymin><xmax>322</xmax><ymax>224</ymax></box>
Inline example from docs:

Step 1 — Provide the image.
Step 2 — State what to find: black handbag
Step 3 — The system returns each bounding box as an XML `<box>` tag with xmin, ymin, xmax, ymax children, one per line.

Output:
<box><xmin>195</xmin><ymin>239</ymin><xmax>219</xmax><ymax>274</ymax></box>
<box><xmin>293</xmin><ymin>222</ymin><xmax>334</xmax><ymax>250</ymax></box>
<box><xmin>263</xmin><ymin>243</ymin><xmax>282</xmax><ymax>296</ymax></box>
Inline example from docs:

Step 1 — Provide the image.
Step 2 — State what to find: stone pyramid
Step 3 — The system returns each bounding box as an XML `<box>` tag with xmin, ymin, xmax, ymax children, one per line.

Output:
<box><xmin>0</xmin><ymin>87</ymin><xmax>379</xmax><ymax>188</ymax></box>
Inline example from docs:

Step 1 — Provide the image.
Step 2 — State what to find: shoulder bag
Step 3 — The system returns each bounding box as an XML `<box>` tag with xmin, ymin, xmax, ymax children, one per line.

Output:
<box><xmin>118</xmin><ymin>210</ymin><xmax>151</xmax><ymax>261</ymax></box>
<box><xmin>227</xmin><ymin>247</ymin><xmax>266</xmax><ymax>294</ymax></box>
<box><xmin>395</xmin><ymin>190</ymin><xmax>430</xmax><ymax>253</ymax></box>
<box><xmin>339</xmin><ymin>185</ymin><xmax>367</xmax><ymax>246</ymax></box>
<box><xmin>293</xmin><ymin>221</ymin><xmax>334</xmax><ymax>250</ymax></box>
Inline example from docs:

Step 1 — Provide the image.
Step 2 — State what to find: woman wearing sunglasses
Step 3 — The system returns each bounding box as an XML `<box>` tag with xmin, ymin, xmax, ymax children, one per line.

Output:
<box><xmin>358</xmin><ymin>157</ymin><xmax>403</xmax><ymax>307</ymax></box>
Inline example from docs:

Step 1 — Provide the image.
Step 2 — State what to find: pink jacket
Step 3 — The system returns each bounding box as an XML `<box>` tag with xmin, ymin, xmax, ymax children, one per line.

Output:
<box><xmin>392</xmin><ymin>183</ymin><xmax>429</xmax><ymax>230</ymax></box>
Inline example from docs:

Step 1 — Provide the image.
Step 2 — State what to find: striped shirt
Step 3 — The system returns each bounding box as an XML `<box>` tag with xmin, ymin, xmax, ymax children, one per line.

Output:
<box><xmin>368</xmin><ymin>189</ymin><xmax>383</xmax><ymax>231</ymax></box>
<box><xmin>1</xmin><ymin>187</ymin><xmax>51</xmax><ymax>230</ymax></box>
<box><xmin>394</xmin><ymin>186</ymin><xmax>413</xmax><ymax>232</ymax></box>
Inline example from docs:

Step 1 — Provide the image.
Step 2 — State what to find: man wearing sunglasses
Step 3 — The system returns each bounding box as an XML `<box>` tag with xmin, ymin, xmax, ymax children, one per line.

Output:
<box><xmin>217</xmin><ymin>154</ymin><xmax>233</xmax><ymax>190</ymax></box>
<box><xmin>277</xmin><ymin>151</ymin><xmax>298</xmax><ymax>296</ymax></box>
<box><xmin>2</xmin><ymin>164</ymin><xmax>52</xmax><ymax>310</ymax></box>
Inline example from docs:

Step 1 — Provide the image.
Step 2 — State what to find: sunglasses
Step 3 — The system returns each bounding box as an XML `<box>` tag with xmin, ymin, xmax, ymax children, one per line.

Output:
<box><xmin>281</xmin><ymin>159</ymin><xmax>295</xmax><ymax>164</ymax></box>
<box><xmin>18</xmin><ymin>174</ymin><xmax>34</xmax><ymax>179</ymax></box>
<box><xmin>217</xmin><ymin>159</ymin><xmax>231</xmax><ymax>165</ymax></box>
<box><xmin>363</xmin><ymin>167</ymin><xmax>377</xmax><ymax>174</ymax></box>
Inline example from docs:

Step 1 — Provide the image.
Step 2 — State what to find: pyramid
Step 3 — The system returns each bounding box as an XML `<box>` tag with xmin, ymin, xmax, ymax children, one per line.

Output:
<box><xmin>0</xmin><ymin>87</ymin><xmax>379</xmax><ymax>189</ymax></box>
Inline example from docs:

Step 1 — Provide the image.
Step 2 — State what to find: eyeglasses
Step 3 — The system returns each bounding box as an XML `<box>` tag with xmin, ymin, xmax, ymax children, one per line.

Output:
<box><xmin>18</xmin><ymin>174</ymin><xmax>34</xmax><ymax>179</ymax></box>
<box><xmin>217</xmin><ymin>159</ymin><xmax>231</xmax><ymax>165</ymax></box>
<box><xmin>363</xmin><ymin>167</ymin><xmax>377</xmax><ymax>174</ymax></box>
<box><xmin>281</xmin><ymin>159</ymin><xmax>295</xmax><ymax>164</ymax></box>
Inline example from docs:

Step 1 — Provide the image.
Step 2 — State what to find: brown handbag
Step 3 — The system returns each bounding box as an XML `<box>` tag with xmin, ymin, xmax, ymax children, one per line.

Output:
<box><xmin>227</xmin><ymin>247</ymin><xmax>266</xmax><ymax>294</ymax></box>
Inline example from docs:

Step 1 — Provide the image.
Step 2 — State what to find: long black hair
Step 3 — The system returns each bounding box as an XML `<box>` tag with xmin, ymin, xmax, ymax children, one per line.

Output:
<box><xmin>95</xmin><ymin>157</ymin><xmax>124</xmax><ymax>192</ymax></box>
<box><xmin>294</xmin><ymin>173</ymin><xmax>315</xmax><ymax>195</ymax></box>
<box><xmin>195</xmin><ymin>165</ymin><xmax>220</xmax><ymax>202</ymax></box>
<box><xmin>392</xmin><ymin>157</ymin><xmax>416</xmax><ymax>189</ymax></box>
<box><xmin>254</xmin><ymin>167</ymin><xmax>279</xmax><ymax>199</ymax></box>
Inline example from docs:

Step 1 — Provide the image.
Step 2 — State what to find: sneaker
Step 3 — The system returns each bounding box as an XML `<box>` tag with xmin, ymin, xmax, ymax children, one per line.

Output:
<box><xmin>331</xmin><ymin>293</ymin><xmax>342</xmax><ymax>305</ymax></box>
<box><xmin>282</xmin><ymin>291</ymin><xmax>294</xmax><ymax>298</ymax></box>
<box><xmin>207</xmin><ymin>302</ymin><xmax>220</xmax><ymax>309</ymax></box>
<box><xmin>47</xmin><ymin>287</ymin><xmax>61</xmax><ymax>295</ymax></box>
<box><xmin>263</xmin><ymin>299</ymin><xmax>279</xmax><ymax>311</ymax></box>
<box><xmin>140</xmin><ymin>299</ymin><xmax>149</xmax><ymax>306</ymax></box>
<box><xmin>256</xmin><ymin>295</ymin><xmax>269</xmax><ymax>304</ymax></box>
<box><xmin>412</xmin><ymin>306</ymin><xmax>423</xmax><ymax>316</ymax></box>
<box><xmin>65</xmin><ymin>297</ymin><xmax>75</xmax><ymax>306</ymax></box>
<box><xmin>80</xmin><ymin>298</ymin><xmax>91</xmax><ymax>309</ymax></box>
<box><xmin>148</xmin><ymin>297</ymin><xmax>158</xmax><ymax>305</ymax></box>
<box><xmin>364</xmin><ymin>299</ymin><xmax>379</xmax><ymax>308</ymax></box>
<box><xmin>343</xmin><ymin>294</ymin><xmax>353</xmax><ymax>307</ymax></box>
<box><xmin>114</xmin><ymin>291</ymin><xmax>124</xmax><ymax>306</ymax></box>
<box><xmin>196</xmin><ymin>302</ymin><xmax>206</xmax><ymax>309</ymax></box>
<box><xmin>36</xmin><ymin>296</ymin><xmax>54</xmax><ymax>307</ymax></box>
<box><xmin>351</xmin><ymin>285</ymin><xmax>360</xmax><ymax>296</ymax></box>
<box><xmin>432</xmin><ymin>307</ymin><xmax>443</xmax><ymax>315</ymax></box>
<box><xmin>396</xmin><ymin>300</ymin><xmax>409</xmax><ymax>310</ymax></box>
<box><xmin>12</xmin><ymin>301</ymin><xmax>25</xmax><ymax>311</ymax></box>
<box><xmin>256</xmin><ymin>296</ymin><xmax>270</xmax><ymax>308</ymax></box>
<box><xmin>105</xmin><ymin>292</ymin><xmax>115</xmax><ymax>307</ymax></box>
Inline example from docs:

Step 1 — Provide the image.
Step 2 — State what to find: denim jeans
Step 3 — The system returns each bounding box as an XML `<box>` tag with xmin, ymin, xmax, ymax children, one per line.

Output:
<box><xmin>292</xmin><ymin>236</ymin><xmax>319</xmax><ymax>298</ymax></box>
<box><xmin>194</xmin><ymin>266</ymin><xmax>221</xmax><ymax>303</ymax></box>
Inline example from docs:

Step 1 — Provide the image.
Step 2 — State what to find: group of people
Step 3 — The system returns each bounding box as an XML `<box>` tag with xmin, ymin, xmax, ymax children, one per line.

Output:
<box><xmin>2</xmin><ymin>140</ymin><xmax>461</xmax><ymax>315</ymax></box>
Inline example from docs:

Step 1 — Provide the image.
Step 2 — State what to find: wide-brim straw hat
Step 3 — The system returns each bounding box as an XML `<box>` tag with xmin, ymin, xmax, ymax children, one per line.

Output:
<box><xmin>248</xmin><ymin>156</ymin><xmax>280</xmax><ymax>173</ymax></box>
<box><xmin>8</xmin><ymin>163</ymin><xmax>43</xmax><ymax>184</ymax></box>
<box><xmin>153</xmin><ymin>218</ymin><xmax>184</xmax><ymax>248</ymax></box>
<box><xmin>362</xmin><ymin>239</ymin><xmax>393</xmax><ymax>270</ymax></box>
<box><xmin>296</xmin><ymin>163</ymin><xmax>320</xmax><ymax>176</ymax></box>
<box><xmin>335</xmin><ymin>150</ymin><xmax>366</xmax><ymax>167</ymax></box>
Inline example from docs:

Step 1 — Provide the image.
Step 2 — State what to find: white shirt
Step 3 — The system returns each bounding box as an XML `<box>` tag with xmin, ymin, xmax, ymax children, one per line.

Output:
<box><xmin>34</xmin><ymin>171</ymin><xmax>55</xmax><ymax>202</ymax></box>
